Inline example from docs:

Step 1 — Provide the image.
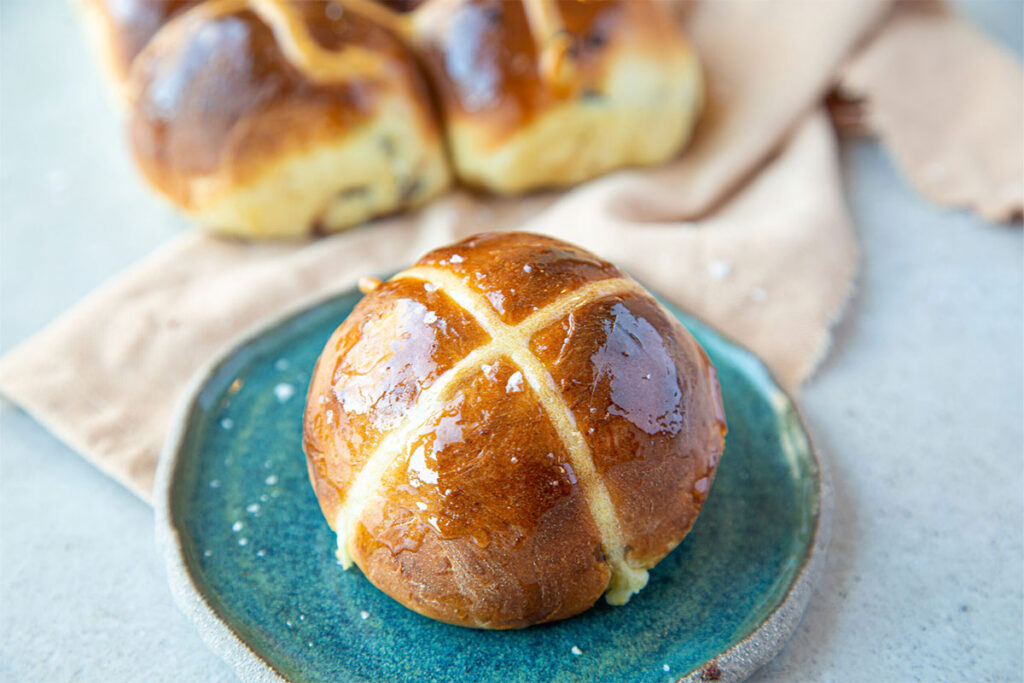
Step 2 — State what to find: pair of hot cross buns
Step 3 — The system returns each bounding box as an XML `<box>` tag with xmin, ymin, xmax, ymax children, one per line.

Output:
<box><xmin>81</xmin><ymin>0</ymin><xmax>702</xmax><ymax>237</ymax></box>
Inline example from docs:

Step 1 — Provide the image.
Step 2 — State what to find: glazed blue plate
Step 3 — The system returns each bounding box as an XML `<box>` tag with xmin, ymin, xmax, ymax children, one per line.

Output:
<box><xmin>155</xmin><ymin>285</ymin><xmax>829</xmax><ymax>683</ymax></box>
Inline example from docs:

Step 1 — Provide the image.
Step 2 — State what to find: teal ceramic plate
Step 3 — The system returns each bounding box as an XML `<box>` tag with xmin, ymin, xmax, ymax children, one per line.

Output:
<box><xmin>155</xmin><ymin>285</ymin><xmax>829</xmax><ymax>683</ymax></box>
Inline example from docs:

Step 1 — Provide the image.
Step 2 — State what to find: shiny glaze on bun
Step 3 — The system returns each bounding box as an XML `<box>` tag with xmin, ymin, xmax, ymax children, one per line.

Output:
<box><xmin>415</xmin><ymin>0</ymin><xmax>703</xmax><ymax>193</ymax></box>
<box><xmin>304</xmin><ymin>233</ymin><xmax>726</xmax><ymax>628</ymax></box>
<box><xmin>123</xmin><ymin>0</ymin><xmax>450</xmax><ymax>237</ymax></box>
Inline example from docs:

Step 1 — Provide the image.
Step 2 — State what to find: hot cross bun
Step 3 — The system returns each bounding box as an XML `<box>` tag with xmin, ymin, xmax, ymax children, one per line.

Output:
<box><xmin>303</xmin><ymin>233</ymin><xmax>726</xmax><ymax>628</ymax></box>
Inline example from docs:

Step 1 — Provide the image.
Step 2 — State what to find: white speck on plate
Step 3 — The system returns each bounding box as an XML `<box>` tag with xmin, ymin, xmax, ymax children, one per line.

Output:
<box><xmin>210</xmin><ymin>479</ymin><xmax>221</xmax><ymax>488</ymax></box>
<box><xmin>708</xmin><ymin>259</ymin><xmax>732</xmax><ymax>280</ymax></box>
<box><xmin>299</xmin><ymin>614</ymin><xmax>305</xmax><ymax>621</ymax></box>
<box><xmin>286</xmin><ymin>620</ymin><xmax>293</xmax><ymax>628</ymax></box>
<box><xmin>203</xmin><ymin>549</ymin><xmax>212</xmax><ymax>558</ymax></box>
<box><xmin>274</xmin><ymin>383</ymin><xmax>295</xmax><ymax>402</ymax></box>
<box><xmin>232</xmin><ymin>521</ymin><xmax>243</xmax><ymax>532</ymax></box>
<box><xmin>523</xmin><ymin>264</ymin><xmax>533</xmax><ymax>273</ymax></box>
<box><xmin>308</xmin><ymin>642</ymin><xmax>313</xmax><ymax>648</ymax></box>
<box><xmin>449</xmin><ymin>254</ymin><xmax>464</xmax><ymax>263</ymax></box>
<box><xmin>246</xmin><ymin>503</ymin><xmax>260</xmax><ymax>514</ymax></box>
<box><xmin>751</xmin><ymin>286</ymin><xmax>768</xmax><ymax>303</ymax></box>
<box><xmin>260</xmin><ymin>494</ymin><xmax>269</xmax><ymax>502</ymax></box>
<box><xmin>360</xmin><ymin>610</ymin><xmax>370</xmax><ymax>620</ymax></box>
<box><xmin>220</xmin><ymin>418</ymin><xmax>233</xmax><ymax>430</ymax></box>
<box><xmin>505</xmin><ymin>371</ymin><xmax>524</xmax><ymax>393</ymax></box>
<box><xmin>423</xmin><ymin>311</ymin><xmax>438</xmax><ymax>324</ymax></box>
<box><xmin>256</xmin><ymin>549</ymin><xmax>267</xmax><ymax>558</ymax></box>
<box><xmin>571</xmin><ymin>645</ymin><xmax>583</xmax><ymax>656</ymax></box>
<box><xmin>265</xmin><ymin>475</ymin><xmax>279</xmax><ymax>486</ymax></box>
<box><xmin>274</xmin><ymin>358</ymin><xmax>290</xmax><ymax>371</ymax></box>
<box><xmin>663</xmin><ymin>664</ymin><xmax>670</xmax><ymax>672</ymax></box>
<box><xmin>238</xmin><ymin>538</ymin><xmax>248</xmax><ymax>546</ymax></box>
<box><xmin>424</xmin><ymin>282</ymin><xmax>438</xmax><ymax>292</ymax></box>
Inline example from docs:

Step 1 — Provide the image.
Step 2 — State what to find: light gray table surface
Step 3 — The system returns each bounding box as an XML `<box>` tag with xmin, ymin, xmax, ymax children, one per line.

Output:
<box><xmin>1</xmin><ymin>2</ymin><xmax>1021</xmax><ymax>681</ymax></box>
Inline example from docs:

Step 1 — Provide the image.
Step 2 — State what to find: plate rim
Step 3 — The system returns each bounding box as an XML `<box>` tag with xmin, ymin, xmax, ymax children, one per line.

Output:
<box><xmin>153</xmin><ymin>283</ymin><xmax>832</xmax><ymax>683</ymax></box>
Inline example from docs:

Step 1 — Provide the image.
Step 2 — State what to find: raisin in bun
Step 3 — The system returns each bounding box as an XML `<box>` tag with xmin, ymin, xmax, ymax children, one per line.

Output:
<box><xmin>303</xmin><ymin>232</ymin><xmax>726</xmax><ymax>629</ymax></box>
<box><xmin>411</xmin><ymin>0</ymin><xmax>703</xmax><ymax>194</ymax></box>
<box><xmin>125</xmin><ymin>0</ymin><xmax>450</xmax><ymax>237</ymax></box>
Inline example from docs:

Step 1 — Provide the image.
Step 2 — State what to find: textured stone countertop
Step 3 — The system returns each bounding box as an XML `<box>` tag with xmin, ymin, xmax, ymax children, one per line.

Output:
<box><xmin>1</xmin><ymin>1</ymin><xmax>1021</xmax><ymax>681</ymax></box>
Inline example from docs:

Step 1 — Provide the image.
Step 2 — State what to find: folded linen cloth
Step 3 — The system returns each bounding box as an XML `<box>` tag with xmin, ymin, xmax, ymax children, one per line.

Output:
<box><xmin>1</xmin><ymin>0</ymin><xmax>1020</xmax><ymax>502</ymax></box>
<box><xmin>838</xmin><ymin>0</ymin><xmax>1023</xmax><ymax>222</ymax></box>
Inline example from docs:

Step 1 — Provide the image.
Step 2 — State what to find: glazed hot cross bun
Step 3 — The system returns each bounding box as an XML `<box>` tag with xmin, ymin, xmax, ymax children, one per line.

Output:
<box><xmin>303</xmin><ymin>233</ymin><xmax>726</xmax><ymax>628</ymax></box>
<box><xmin>413</xmin><ymin>0</ymin><xmax>703</xmax><ymax>194</ymax></box>
<box><xmin>123</xmin><ymin>0</ymin><xmax>450</xmax><ymax>237</ymax></box>
<box><xmin>80</xmin><ymin>0</ymin><xmax>702</xmax><ymax>238</ymax></box>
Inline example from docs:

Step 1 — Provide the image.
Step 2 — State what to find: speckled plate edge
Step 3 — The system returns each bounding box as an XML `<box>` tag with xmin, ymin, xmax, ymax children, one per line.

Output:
<box><xmin>153</xmin><ymin>284</ymin><xmax>832</xmax><ymax>683</ymax></box>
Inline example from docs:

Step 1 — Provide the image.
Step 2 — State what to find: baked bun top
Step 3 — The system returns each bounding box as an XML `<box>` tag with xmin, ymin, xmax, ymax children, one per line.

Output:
<box><xmin>415</xmin><ymin>0</ymin><xmax>695</xmax><ymax>142</ymax></box>
<box><xmin>303</xmin><ymin>232</ymin><xmax>727</xmax><ymax>628</ymax></box>
<box><xmin>126</xmin><ymin>0</ymin><xmax>437</xmax><ymax>209</ymax></box>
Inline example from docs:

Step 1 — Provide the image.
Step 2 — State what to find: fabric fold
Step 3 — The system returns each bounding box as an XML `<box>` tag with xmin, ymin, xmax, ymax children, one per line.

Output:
<box><xmin>838</xmin><ymin>0</ymin><xmax>1024</xmax><ymax>222</ymax></box>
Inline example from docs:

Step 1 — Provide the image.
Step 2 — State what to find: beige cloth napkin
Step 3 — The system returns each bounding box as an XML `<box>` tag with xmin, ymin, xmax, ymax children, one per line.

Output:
<box><xmin>1</xmin><ymin>0</ymin><xmax>1019</xmax><ymax>502</ymax></box>
<box><xmin>839</xmin><ymin>0</ymin><xmax>1024</xmax><ymax>222</ymax></box>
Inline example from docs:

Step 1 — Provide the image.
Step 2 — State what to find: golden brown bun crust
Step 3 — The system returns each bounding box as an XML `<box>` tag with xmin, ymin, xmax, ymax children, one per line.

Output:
<box><xmin>417</xmin><ymin>0</ymin><xmax>695</xmax><ymax>138</ymax></box>
<box><xmin>418</xmin><ymin>0</ymin><xmax>611</xmax><ymax>131</ymax></box>
<box><xmin>357</xmin><ymin>356</ymin><xmax>611</xmax><ymax>627</ymax></box>
<box><xmin>303</xmin><ymin>233</ymin><xmax>726</xmax><ymax>629</ymax></box>
<box><xmin>410</xmin><ymin>0</ymin><xmax>702</xmax><ymax>193</ymax></box>
<box><xmin>531</xmin><ymin>293</ymin><xmax>725</xmax><ymax>565</ymax></box>
<box><xmin>304</xmin><ymin>278</ymin><xmax>489</xmax><ymax>527</ymax></box>
<box><xmin>127</xmin><ymin>0</ymin><xmax>439</xmax><ymax>208</ymax></box>
<box><xmin>418</xmin><ymin>231</ymin><xmax>623</xmax><ymax>323</ymax></box>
